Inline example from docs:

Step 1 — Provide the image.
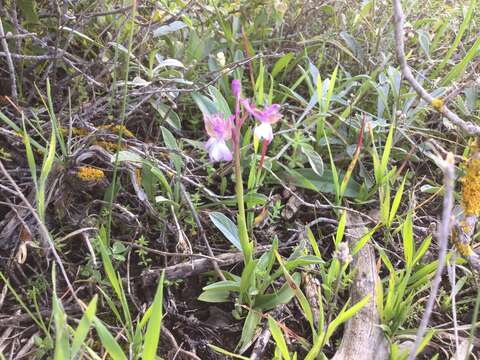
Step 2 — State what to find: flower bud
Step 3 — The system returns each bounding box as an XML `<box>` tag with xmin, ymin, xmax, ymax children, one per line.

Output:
<box><xmin>231</xmin><ymin>79</ymin><xmax>241</xmax><ymax>98</ymax></box>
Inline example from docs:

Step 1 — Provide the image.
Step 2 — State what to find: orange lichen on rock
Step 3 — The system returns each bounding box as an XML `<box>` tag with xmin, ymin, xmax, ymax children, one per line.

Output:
<box><xmin>460</xmin><ymin>158</ymin><xmax>480</xmax><ymax>216</ymax></box>
<box><xmin>77</xmin><ymin>166</ymin><xmax>105</xmax><ymax>181</ymax></box>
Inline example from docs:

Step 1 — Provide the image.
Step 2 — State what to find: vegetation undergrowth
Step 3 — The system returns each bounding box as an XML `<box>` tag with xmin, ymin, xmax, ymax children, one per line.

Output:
<box><xmin>0</xmin><ymin>0</ymin><xmax>479</xmax><ymax>359</ymax></box>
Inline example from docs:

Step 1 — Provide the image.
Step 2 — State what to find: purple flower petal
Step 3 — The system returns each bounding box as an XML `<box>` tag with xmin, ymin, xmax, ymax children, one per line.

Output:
<box><xmin>231</xmin><ymin>79</ymin><xmax>241</xmax><ymax>98</ymax></box>
<box><xmin>204</xmin><ymin>113</ymin><xmax>233</xmax><ymax>140</ymax></box>
<box><xmin>241</xmin><ymin>100</ymin><xmax>282</xmax><ymax>124</ymax></box>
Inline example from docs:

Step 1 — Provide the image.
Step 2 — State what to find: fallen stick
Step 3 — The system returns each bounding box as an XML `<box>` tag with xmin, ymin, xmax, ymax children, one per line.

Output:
<box><xmin>331</xmin><ymin>212</ymin><xmax>389</xmax><ymax>360</ymax></box>
<box><xmin>141</xmin><ymin>246</ymin><xmax>271</xmax><ymax>285</ymax></box>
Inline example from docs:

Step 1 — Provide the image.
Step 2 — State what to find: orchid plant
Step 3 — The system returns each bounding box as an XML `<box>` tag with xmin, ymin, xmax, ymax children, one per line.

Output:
<box><xmin>196</xmin><ymin>79</ymin><xmax>367</xmax><ymax>355</ymax></box>
<box><xmin>202</xmin><ymin>80</ymin><xmax>282</xmax><ymax>266</ymax></box>
<box><xmin>198</xmin><ymin>80</ymin><xmax>322</xmax><ymax>350</ymax></box>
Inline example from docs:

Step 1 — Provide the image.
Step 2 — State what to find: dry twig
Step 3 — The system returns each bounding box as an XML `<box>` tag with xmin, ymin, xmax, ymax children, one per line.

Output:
<box><xmin>0</xmin><ymin>17</ymin><xmax>17</xmax><ymax>100</ymax></box>
<box><xmin>180</xmin><ymin>183</ymin><xmax>226</xmax><ymax>281</ymax></box>
<box><xmin>0</xmin><ymin>160</ymin><xmax>81</xmax><ymax>307</ymax></box>
<box><xmin>407</xmin><ymin>153</ymin><xmax>455</xmax><ymax>360</ymax></box>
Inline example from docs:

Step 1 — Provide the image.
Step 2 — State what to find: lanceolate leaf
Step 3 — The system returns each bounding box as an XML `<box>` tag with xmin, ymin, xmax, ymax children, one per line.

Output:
<box><xmin>209</xmin><ymin>212</ymin><xmax>242</xmax><ymax>251</ymax></box>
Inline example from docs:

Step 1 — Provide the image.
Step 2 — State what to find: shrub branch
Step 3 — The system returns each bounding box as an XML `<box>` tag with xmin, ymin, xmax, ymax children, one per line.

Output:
<box><xmin>392</xmin><ymin>0</ymin><xmax>480</xmax><ymax>135</ymax></box>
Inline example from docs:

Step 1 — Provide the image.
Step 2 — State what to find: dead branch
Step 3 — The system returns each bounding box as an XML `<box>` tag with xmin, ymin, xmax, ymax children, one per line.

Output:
<box><xmin>0</xmin><ymin>17</ymin><xmax>17</xmax><ymax>100</ymax></box>
<box><xmin>452</xmin><ymin>214</ymin><xmax>480</xmax><ymax>271</ymax></box>
<box><xmin>331</xmin><ymin>212</ymin><xmax>389</xmax><ymax>360</ymax></box>
<box><xmin>141</xmin><ymin>246</ymin><xmax>270</xmax><ymax>285</ymax></box>
<box><xmin>407</xmin><ymin>153</ymin><xmax>456</xmax><ymax>360</ymax></box>
<box><xmin>392</xmin><ymin>0</ymin><xmax>480</xmax><ymax>135</ymax></box>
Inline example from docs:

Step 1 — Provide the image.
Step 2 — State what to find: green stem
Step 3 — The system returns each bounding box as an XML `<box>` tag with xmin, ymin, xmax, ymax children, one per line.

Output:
<box><xmin>106</xmin><ymin>0</ymin><xmax>136</xmax><ymax>240</ymax></box>
<box><xmin>234</xmin><ymin>139</ymin><xmax>252</xmax><ymax>265</ymax></box>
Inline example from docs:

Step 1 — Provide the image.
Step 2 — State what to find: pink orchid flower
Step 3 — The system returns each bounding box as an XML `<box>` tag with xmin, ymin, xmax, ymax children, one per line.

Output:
<box><xmin>204</xmin><ymin>113</ymin><xmax>234</xmax><ymax>162</ymax></box>
<box><xmin>241</xmin><ymin>100</ymin><xmax>282</xmax><ymax>143</ymax></box>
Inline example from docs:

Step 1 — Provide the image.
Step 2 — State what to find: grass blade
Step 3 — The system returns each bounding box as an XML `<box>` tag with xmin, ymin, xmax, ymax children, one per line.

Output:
<box><xmin>71</xmin><ymin>295</ymin><xmax>98</xmax><ymax>358</ymax></box>
<box><xmin>142</xmin><ymin>270</ymin><xmax>165</xmax><ymax>360</ymax></box>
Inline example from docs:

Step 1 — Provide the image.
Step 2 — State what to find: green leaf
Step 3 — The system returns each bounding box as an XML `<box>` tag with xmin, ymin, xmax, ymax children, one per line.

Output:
<box><xmin>150</xmin><ymin>102</ymin><xmax>182</xmax><ymax>130</ymax></box>
<box><xmin>306</xmin><ymin>294</ymin><xmax>371</xmax><ymax>359</ymax></box>
<box><xmin>52</xmin><ymin>272</ymin><xmax>70</xmax><ymax>360</ymax></box>
<box><xmin>22</xmin><ymin>116</ymin><xmax>37</xmax><ymax>187</ymax></box>
<box><xmin>198</xmin><ymin>289</ymin><xmax>231</xmax><ymax>303</ymax></box>
<box><xmin>37</xmin><ymin>126</ymin><xmax>56</xmax><ymax>221</ymax></box>
<box><xmin>301</xmin><ymin>145</ymin><xmax>324</xmax><ymax>177</ymax></box>
<box><xmin>209</xmin><ymin>212</ymin><xmax>242</xmax><ymax>251</ymax></box>
<box><xmin>275</xmin><ymin>251</ymin><xmax>315</xmax><ymax>334</ymax></box>
<box><xmin>433</xmin><ymin>0</ymin><xmax>476</xmax><ymax>77</ymax></box>
<box><xmin>93</xmin><ymin>317</ymin><xmax>127</xmax><ymax>360</ymax></box>
<box><xmin>271</xmin><ymin>52</ymin><xmax>294</xmax><ymax>78</ymax></box>
<box><xmin>388</xmin><ymin>174</ymin><xmax>407</xmax><ymax>226</ymax></box>
<box><xmin>268</xmin><ymin>316</ymin><xmax>291</xmax><ymax>360</ymax></box>
<box><xmin>17</xmin><ymin>0</ymin><xmax>39</xmax><ymax>24</ymax></box>
<box><xmin>306</xmin><ymin>227</ymin><xmax>321</xmax><ymax>258</ymax></box>
<box><xmin>203</xmin><ymin>280</ymin><xmax>240</xmax><ymax>292</ymax></box>
<box><xmin>208</xmin><ymin>86</ymin><xmax>232</xmax><ymax>117</ymax></box>
<box><xmin>324</xmin><ymin>65</ymin><xmax>338</xmax><ymax>113</ymax></box>
<box><xmin>71</xmin><ymin>295</ymin><xmax>98</xmax><ymax>357</ymax></box>
<box><xmin>441</xmin><ymin>33</ymin><xmax>480</xmax><ymax>86</ymax></box>
<box><xmin>239</xmin><ymin>260</ymin><xmax>256</xmax><ymax>303</ymax></box>
<box><xmin>352</xmin><ymin>224</ymin><xmax>380</xmax><ymax>256</ymax></box>
<box><xmin>161</xmin><ymin>126</ymin><xmax>182</xmax><ymax>170</ymax></box>
<box><xmin>412</xmin><ymin>235</ymin><xmax>432</xmax><ymax>265</ymax></box>
<box><xmin>403</xmin><ymin>212</ymin><xmax>414</xmax><ymax>270</ymax></box>
<box><xmin>279</xmin><ymin>168</ymin><xmax>361</xmax><ymax>198</ymax></box>
<box><xmin>143</xmin><ymin>271</ymin><xmax>165</xmax><ymax>360</ymax></box>
<box><xmin>417</xmin><ymin>30</ymin><xmax>430</xmax><ymax>58</ymax></box>
<box><xmin>153</xmin><ymin>21</ymin><xmax>187</xmax><ymax>37</ymax></box>
<box><xmin>115</xmin><ymin>150</ymin><xmax>143</xmax><ymax>163</ymax></box>
<box><xmin>209</xmin><ymin>344</ymin><xmax>250</xmax><ymax>360</ymax></box>
<box><xmin>254</xmin><ymin>273</ymin><xmax>301</xmax><ymax>310</ymax></box>
<box><xmin>381</xmin><ymin>123</ymin><xmax>394</xmax><ymax>180</ymax></box>
<box><xmin>335</xmin><ymin>211</ymin><xmax>347</xmax><ymax>247</ymax></box>
<box><xmin>238</xmin><ymin>310</ymin><xmax>262</xmax><ymax>352</ymax></box>
<box><xmin>192</xmin><ymin>92</ymin><xmax>217</xmax><ymax>116</ymax></box>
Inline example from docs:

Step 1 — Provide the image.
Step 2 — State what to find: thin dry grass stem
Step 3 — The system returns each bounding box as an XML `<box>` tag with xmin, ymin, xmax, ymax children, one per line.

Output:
<box><xmin>179</xmin><ymin>183</ymin><xmax>226</xmax><ymax>281</ymax></box>
<box><xmin>407</xmin><ymin>153</ymin><xmax>455</xmax><ymax>360</ymax></box>
<box><xmin>392</xmin><ymin>0</ymin><xmax>480</xmax><ymax>135</ymax></box>
<box><xmin>0</xmin><ymin>17</ymin><xmax>17</xmax><ymax>100</ymax></box>
<box><xmin>0</xmin><ymin>160</ymin><xmax>82</xmax><ymax>308</ymax></box>
<box><xmin>447</xmin><ymin>261</ymin><xmax>460</xmax><ymax>352</ymax></box>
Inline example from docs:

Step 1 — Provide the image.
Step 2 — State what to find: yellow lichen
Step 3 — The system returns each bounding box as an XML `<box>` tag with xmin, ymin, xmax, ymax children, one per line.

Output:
<box><xmin>461</xmin><ymin>158</ymin><xmax>480</xmax><ymax>216</ymax></box>
<box><xmin>454</xmin><ymin>241</ymin><xmax>473</xmax><ymax>257</ymax></box>
<box><xmin>77</xmin><ymin>166</ymin><xmax>105</xmax><ymax>181</ymax></box>
<box><xmin>135</xmin><ymin>168</ymin><xmax>142</xmax><ymax>185</ymax></box>
<box><xmin>431</xmin><ymin>98</ymin><xmax>444</xmax><ymax>112</ymax></box>
<box><xmin>98</xmin><ymin>124</ymin><xmax>134</xmax><ymax>138</ymax></box>
<box><xmin>94</xmin><ymin>140</ymin><xmax>126</xmax><ymax>152</ymax></box>
<box><xmin>60</xmin><ymin>127</ymin><xmax>90</xmax><ymax>136</ymax></box>
<box><xmin>0</xmin><ymin>147</ymin><xmax>12</xmax><ymax>161</ymax></box>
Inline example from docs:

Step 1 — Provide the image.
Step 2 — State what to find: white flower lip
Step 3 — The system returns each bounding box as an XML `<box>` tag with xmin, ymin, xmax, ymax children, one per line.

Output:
<box><xmin>254</xmin><ymin>122</ymin><xmax>273</xmax><ymax>142</ymax></box>
<box><xmin>206</xmin><ymin>138</ymin><xmax>232</xmax><ymax>162</ymax></box>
